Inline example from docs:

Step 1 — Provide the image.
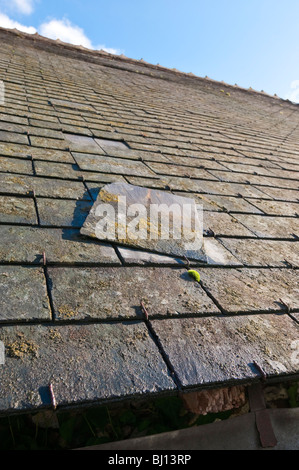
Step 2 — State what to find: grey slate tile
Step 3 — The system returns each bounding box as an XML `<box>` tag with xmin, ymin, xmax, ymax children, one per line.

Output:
<box><xmin>199</xmin><ymin>267</ymin><xmax>299</xmax><ymax>313</ymax></box>
<box><xmin>48</xmin><ymin>266</ymin><xmax>220</xmax><ymax>320</ymax></box>
<box><xmin>0</xmin><ymin>173</ymin><xmax>90</xmax><ymax>200</ymax></box>
<box><xmin>219</xmin><ymin>238</ymin><xmax>299</xmax><ymax>267</ymax></box>
<box><xmin>73</xmin><ymin>153</ymin><xmax>157</xmax><ymax>177</ymax></box>
<box><xmin>64</xmin><ymin>134</ymin><xmax>105</xmax><ymax>153</ymax></box>
<box><xmin>150</xmin><ymin>314</ymin><xmax>299</xmax><ymax>388</ymax></box>
<box><xmin>0</xmin><ymin>266</ymin><xmax>51</xmax><ymax>323</ymax></box>
<box><xmin>81</xmin><ymin>182</ymin><xmax>206</xmax><ymax>262</ymax></box>
<box><xmin>0</xmin><ymin>226</ymin><xmax>121</xmax><ymax>265</ymax></box>
<box><xmin>0</xmin><ymin>156</ymin><xmax>33</xmax><ymax>175</ymax></box>
<box><xmin>246</xmin><ymin>199</ymin><xmax>299</xmax><ymax>217</ymax></box>
<box><xmin>37</xmin><ymin>198</ymin><xmax>93</xmax><ymax>227</ymax></box>
<box><xmin>203</xmin><ymin>212</ymin><xmax>255</xmax><ymax>237</ymax></box>
<box><xmin>0</xmin><ymin>130</ymin><xmax>28</xmax><ymax>145</ymax></box>
<box><xmin>233</xmin><ymin>214</ymin><xmax>299</xmax><ymax>239</ymax></box>
<box><xmin>0</xmin><ymin>142</ymin><xmax>31</xmax><ymax>159</ymax></box>
<box><xmin>0</xmin><ymin>196</ymin><xmax>37</xmax><ymax>224</ymax></box>
<box><xmin>0</xmin><ymin>322</ymin><xmax>176</xmax><ymax>414</ymax></box>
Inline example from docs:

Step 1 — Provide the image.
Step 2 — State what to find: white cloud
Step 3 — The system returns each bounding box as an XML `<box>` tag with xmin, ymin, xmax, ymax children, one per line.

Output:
<box><xmin>39</xmin><ymin>18</ymin><xmax>121</xmax><ymax>54</ymax></box>
<box><xmin>11</xmin><ymin>0</ymin><xmax>35</xmax><ymax>15</ymax></box>
<box><xmin>0</xmin><ymin>15</ymin><xmax>121</xmax><ymax>54</ymax></box>
<box><xmin>285</xmin><ymin>80</ymin><xmax>299</xmax><ymax>103</ymax></box>
<box><xmin>0</xmin><ymin>12</ymin><xmax>36</xmax><ymax>33</ymax></box>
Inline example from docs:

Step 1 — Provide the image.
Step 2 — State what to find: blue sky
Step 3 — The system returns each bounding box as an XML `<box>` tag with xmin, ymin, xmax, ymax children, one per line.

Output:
<box><xmin>1</xmin><ymin>0</ymin><xmax>299</xmax><ymax>102</ymax></box>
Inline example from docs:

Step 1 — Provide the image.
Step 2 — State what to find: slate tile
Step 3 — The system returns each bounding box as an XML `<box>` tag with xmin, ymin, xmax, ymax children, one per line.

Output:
<box><xmin>117</xmin><ymin>246</ymin><xmax>186</xmax><ymax>266</ymax></box>
<box><xmin>150</xmin><ymin>314</ymin><xmax>299</xmax><ymax>388</ymax></box>
<box><xmin>147</xmin><ymin>161</ymin><xmax>218</xmax><ymax>180</ymax></box>
<box><xmin>246</xmin><ymin>199</ymin><xmax>299</xmax><ymax>217</ymax></box>
<box><xmin>220</xmin><ymin>238</ymin><xmax>299</xmax><ymax>267</ymax></box>
<box><xmin>48</xmin><ymin>266</ymin><xmax>220</xmax><ymax>320</ymax></box>
<box><xmin>37</xmin><ymin>198</ymin><xmax>93</xmax><ymax>227</ymax></box>
<box><xmin>199</xmin><ymin>267</ymin><xmax>299</xmax><ymax>313</ymax></box>
<box><xmin>0</xmin><ymin>196</ymin><xmax>37</xmax><ymax>224</ymax></box>
<box><xmin>0</xmin><ymin>322</ymin><xmax>176</xmax><ymax>413</ymax></box>
<box><xmin>0</xmin><ymin>142</ymin><xmax>31</xmax><ymax>159</ymax></box>
<box><xmin>30</xmin><ymin>136</ymin><xmax>69</xmax><ymax>151</ymax></box>
<box><xmin>0</xmin><ymin>130</ymin><xmax>28</xmax><ymax>146</ymax></box>
<box><xmin>255</xmin><ymin>188</ymin><xmax>299</xmax><ymax>203</ymax></box>
<box><xmin>64</xmin><ymin>134</ymin><xmax>105</xmax><ymax>153</ymax></box>
<box><xmin>166</xmin><ymin>155</ymin><xmax>227</xmax><ymax>170</ymax></box>
<box><xmin>203</xmin><ymin>212</ymin><xmax>255</xmax><ymax>237</ymax></box>
<box><xmin>73</xmin><ymin>153</ymin><xmax>157</xmax><ymax>177</ymax></box>
<box><xmin>202</xmin><ymin>238</ymin><xmax>242</xmax><ymax>266</ymax></box>
<box><xmin>81</xmin><ymin>182</ymin><xmax>206</xmax><ymax>261</ymax></box>
<box><xmin>34</xmin><ymin>161</ymin><xmax>82</xmax><ymax>180</ymax></box>
<box><xmin>0</xmin><ymin>226</ymin><xmax>121</xmax><ymax>265</ymax></box>
<box><xmin>202</xmin><ymin>194</ymin><xmax>263</xmax><ymax>214</ymax></box>
<box><xmin>95</xmin><ymin>138</ymin><xmax>129</xmax><ymax>151</ymax></box>
<box><xmin>31</xmin><ymin>147</ymin><xmax>75</xmax><ymax>163</ymax></box>
<box><xmin>233</xmin><ymin>214</ymin><xmax>299</xmax><ymax>239</ymax></box>
<box><xmin>0</xmin><ymin>266</ymin><xmax>51</xmax><ymax>323</ymax></box>
<box><xmin>0</xmin><ymin>173</ymin><xmax>90</xmax><ymax>200</ymax></box>
<box><xmin>0</xmin><ymin>156</ymin><xmax>33</xmax><ymax>175</ymax></box>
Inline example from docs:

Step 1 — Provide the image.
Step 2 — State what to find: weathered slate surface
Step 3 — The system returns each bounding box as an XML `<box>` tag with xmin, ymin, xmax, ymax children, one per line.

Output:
<box><xmin>37</xmin><ymin>198</ymin><xmax>93</xmax><ymax>227</ymax></box>
<box><xmin>0</xmin><ymin>226</ymin><xmax>121</xmax><ymax>265</ymax></box>
<box><xmin>220</xmin><ymin>239</ymin><xmax>299</xmax><ymax>267</ymax></box>
<box><xmin>199</xmin><ymin>268</ymin><xmax>299</xmax><ymax>314</ymax></box>
<box><xmin>0</xmin><ymin>266</ymin><xmax>51</xmax><ymax>323</ymax></box>
<box><xmin>0</xmin><ymin>173</ymin><xmax>91</xmax><ymax>200</ymax></box>
<box><xmin>0</xmin><ymin>322</ymin><xmax>176</xmax><ymax>414</ymax></box>
<box><xmin>81</xmin><ymin>182</ymin><xmax>206</xmax><ymax>261</ymax></box>
<box><xmin>0</xmin><ymin>27</ymin><xmax>299</xmax><ymax>417</ymax></box>
<box><xmin>48</xmin><ymin>267</ymin><xmax>220</xmax><ymax>320</ymax></box>
<box><xmin>0</xmin><ymin>196</ymin><xmax>37</xmax><ymax>225</ymax></box>
<box><xmin>150</xmin><ymin>314</ymin><xmax>299</xmax><ymax>388</ymax></box>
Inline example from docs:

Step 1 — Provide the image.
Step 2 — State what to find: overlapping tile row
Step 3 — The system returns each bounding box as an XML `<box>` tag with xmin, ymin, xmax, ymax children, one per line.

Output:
<box><xmin>0</xmin><ymin>27</ymin><xmax>298</xmax><ymax>415</ymax></box>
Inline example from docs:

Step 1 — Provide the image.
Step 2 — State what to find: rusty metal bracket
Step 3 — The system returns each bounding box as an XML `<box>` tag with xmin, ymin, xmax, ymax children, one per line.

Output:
<box><xmin>248</xmin><ymin>383</ymin><xmax>277</xmax><ymax>448</ymax></box>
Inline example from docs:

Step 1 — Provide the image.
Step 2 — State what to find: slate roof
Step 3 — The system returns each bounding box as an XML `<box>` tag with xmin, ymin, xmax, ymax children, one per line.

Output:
<box><xmin>0</xmin><ymin>26</ymin><xmax>298</xmax><ymax>416</ymax></box>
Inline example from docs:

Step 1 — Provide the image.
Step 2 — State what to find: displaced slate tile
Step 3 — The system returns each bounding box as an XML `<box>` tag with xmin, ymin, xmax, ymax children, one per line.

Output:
<box><xmin>0</xmin><ymin>322</ymin><xmax>176</xmax><ymax>414</ymax></box>
<box><xmin>203</xmin><ymin>212</ymin><xmax>255</xmax><ymax>237</ymax></box>
<box><xmin>0</xmin><ymin>266</ymin><xmax>51</xmax><ymax>323</ymax></box>
<box><xmin>233</xmin><ymin>214</ymin><xmax>299</xmax><ymax>239</ymax></box>
<box><xmin>48</xmin><ymin>267</ymin><xmax>220</xmax><ymax>320</ymax></box>
<box><xmin>73</xmin><ymin>153</ymin><xmax>157</xmax><ymax>177</ymax></box>
<box><xmin>81</xmin><ymin>182</ymin><xmax>206</xmax><ymax>261</ymax></box>
<box><xmin>150</xmin><ymin>314</ymin><xmax>299</xmax><ymax>388</ymax></box>
<box><xmin>220</xmin><ymin>238</ymin><xmax>299</xmax><ymax>267</ymax></box>
<box><xmin>0</xmin><ymin>156</ymin><xmax>33</xmax><ymax>175</ymax></box>
<box><xmin>37</xmin><ymin>198</ymin><xmax>93</xmax><ymax>227</ymax></box>
<box><xmin>117</xmin><ymin>246</ymin><xmax>187</xmax><ymax>266</ymax></box>
<box><xmin>0</xmin><ymin>226</ymin><xmax>121</xmax><ymax>265</ymax></box>
<box><xmin>0</xmin><ymin>196</ymin><xmax>37</xmax><ymax>224</ymax></box>
<box><xmin>0</xmin><ymin>173</ymin><xmax>90</xmax><ymax>200</ymax></box>
<box><xmin>199</xmin><ymin>267</ymin><xmax>299</xmax><ymax>313</ymax></box>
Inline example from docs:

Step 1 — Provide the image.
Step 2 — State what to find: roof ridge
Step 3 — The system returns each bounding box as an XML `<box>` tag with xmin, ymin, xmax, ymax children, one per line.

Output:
<box><xmin>0</xmin><ymin>25</ymin><xmax>294</xmax><ymax>106</ymax></box>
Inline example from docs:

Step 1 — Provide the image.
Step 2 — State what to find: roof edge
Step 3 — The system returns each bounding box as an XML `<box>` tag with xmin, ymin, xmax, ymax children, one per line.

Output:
<box><xmin>0</xmin><ymin>25</ymin><xmax>295</xmax><ymax>106</ymax></box>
